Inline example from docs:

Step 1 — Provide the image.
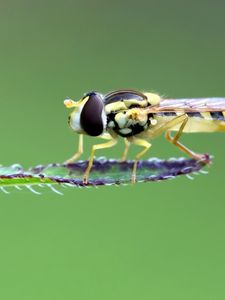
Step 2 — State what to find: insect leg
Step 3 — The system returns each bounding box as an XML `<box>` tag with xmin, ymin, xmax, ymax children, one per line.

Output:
<box><xmin>83</xmin><ymin>137</ymin><xmax>118</xmax><ymax>184</ymax></box>
<box><xmin>121</xmin><ymin>139</ymin><xmax>130</xmax><ymax>161</ymax></box>
<box><xmin>127</xmin><ymin>137</ymin><xmax>151</xmax><ymax>183</ymax></box>
<box><xmin>164</xmin><ymin>114</ymin><xmax>207</xmax><ymax>161</ymax></box>
<box><xmin>64</xmin><ymin>134</ymin><xmax>83</xmax><ymax>164</ymax></box>
<box><xmin>150</xmin><ymin>114</ymin><xmax>188</xmax><ymax>137</ymax></box>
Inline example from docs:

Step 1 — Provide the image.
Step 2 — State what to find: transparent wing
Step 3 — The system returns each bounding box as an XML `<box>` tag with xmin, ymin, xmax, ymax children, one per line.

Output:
<box><xmin>145</xmin><ymin>98</ymin><xmax>225</xmax><ymax>113</ymax></box>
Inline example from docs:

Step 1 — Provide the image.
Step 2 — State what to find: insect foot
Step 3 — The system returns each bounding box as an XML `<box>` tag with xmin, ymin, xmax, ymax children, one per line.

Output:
<box><xmin>83</xmin><ymin>173</ymin><xmax>89</xmax><ymax>185</ymax></box>
<box><xmin>193</xmin><ymin>153</ymin><xmax>211</xmax><ymax>165</ymax></box>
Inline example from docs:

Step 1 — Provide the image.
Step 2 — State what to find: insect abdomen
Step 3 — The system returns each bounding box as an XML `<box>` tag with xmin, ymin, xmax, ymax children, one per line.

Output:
<box><xmin>156</xmin><ymin>111</ymin><xmax>225</xmax><ymax>133</ymax></box>
<box><xmin>159</xmin><ymin>111</ymin><xmax>225</xmax><ymax>121</ymax></box>
<box><xmin>188</xmin><ymin>111</ymin><xmax>225</xmax><ymax>121</ymax></box>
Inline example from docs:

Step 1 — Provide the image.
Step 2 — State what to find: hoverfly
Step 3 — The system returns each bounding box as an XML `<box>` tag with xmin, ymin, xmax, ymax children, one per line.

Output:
<box><xmin>64</xmin><ymin>89</ymin><xmax>225</xmax><ymax>184</ymax></box>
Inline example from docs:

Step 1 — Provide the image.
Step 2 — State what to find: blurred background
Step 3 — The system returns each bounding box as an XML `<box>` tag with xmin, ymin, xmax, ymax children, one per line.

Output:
<box><xmin>0</xmin><ymin>0</ymin><xmax>225</xmax><ymax>299</ymax></box>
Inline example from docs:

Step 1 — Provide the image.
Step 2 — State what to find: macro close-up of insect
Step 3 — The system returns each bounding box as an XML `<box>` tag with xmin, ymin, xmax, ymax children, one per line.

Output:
<box><xmin>2</xmin><ymin>0</ymin><xmax>225</xmax><ymax>298</ymax></box>
<box><xmin>64</xmin><ymin>90</ymin><xmax>225</xmax><ymax>184</ymax></box>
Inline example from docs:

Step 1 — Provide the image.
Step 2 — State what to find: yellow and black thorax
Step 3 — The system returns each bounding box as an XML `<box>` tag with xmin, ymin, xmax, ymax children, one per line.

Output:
<box><xmin>104</xmin><ymin>90</ymin><xmax>159</xmax><ymax>137</ymax></box>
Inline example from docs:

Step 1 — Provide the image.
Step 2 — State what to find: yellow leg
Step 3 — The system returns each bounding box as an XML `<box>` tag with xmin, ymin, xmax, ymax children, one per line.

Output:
<box><xmin>121</xmin><ymin>139</ymin><xmax>130</xmax><ymax>161</ymax></box>
<box><xmin>150</xmin><ymin>114</ymin><xmax>189</xmax><ymax>138</ymax></box>
<box><xmin>164</xmin><ymin>115</ymin><xmax>206</xmax><ymax>161</ymax></box>
<box><xmin>83</xmin><ymin>138</ymin><xmax>118</xmax><ymax>184</ymax></box>
<box><xmin>128</xmin><ymin>137</ymin><xmax>151</xmax><ymax>183</ymax></box>
<box><xmin>65</xmin><ymin>134</ymin><xmax>83</xmax><ymax>164</ymax></box>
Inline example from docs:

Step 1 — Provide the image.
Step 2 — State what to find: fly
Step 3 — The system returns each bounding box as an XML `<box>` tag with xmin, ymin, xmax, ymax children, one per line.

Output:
<box><xmin>64</xmin><ymin>89</ymin><xmax>225</xmax><ymax>184</ymax></box>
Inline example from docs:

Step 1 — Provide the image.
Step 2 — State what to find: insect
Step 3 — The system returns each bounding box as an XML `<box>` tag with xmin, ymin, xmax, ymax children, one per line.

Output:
<box><xmin>64</xmin><ymin>89</ymin><xmax>225</xmax><ymax>184</ymax></box>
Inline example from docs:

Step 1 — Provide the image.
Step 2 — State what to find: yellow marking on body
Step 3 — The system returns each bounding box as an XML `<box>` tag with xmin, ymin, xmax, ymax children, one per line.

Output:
<box><xmin>105</xmin><ymin>102</ymin><xmax>127</xmax><ymax>114</ymax></box>
<box><xmin>222</xmin><ymin>111</ymin><xmax>225</xmax><ymax>118</ymax></box>
<box><xmin>120</xmin><ymin>128</ymin><xmax>132</xmax><ymax>135</ymax></box>
<box><xmin>108</xmin><ymin>121</ymin><xmax>114</xmax><ymax>128</ymax></box>
<box><xmin>123</xmin><ymin>99</ymin><xmax>148</xmax><ymax>107</ymax></box>
<box><xmin>143</xmin><ymin>92</ymin><xmax>161</xmax><ymax>106</ymax></box>
<box><xmin>200</xmin><ymin>112</ymin><xmax>212</xmax><ymax>120</ymax></box>
<box><xmin>150</xmin><ymin>118</ymin><xmax>157</xmax><ymax>125</ymax></box>
<box><xmin>139</xmin><ymin>114</ymin><xmax>148</xmax><ymax>126</ymax></box>
<box><xmin>115</xmin><ymin>112</ymin><xmax>127</xmax><ymax>128</ymax></box>
<box><xmin>176</xmin><ymin>111</ymin><xmax>185</xmax><ymax>116</ymax></box>
<box><xmin>126</xmin><ymin>108</ymin><xmax>140</xmax><ymax>121</ymax></box>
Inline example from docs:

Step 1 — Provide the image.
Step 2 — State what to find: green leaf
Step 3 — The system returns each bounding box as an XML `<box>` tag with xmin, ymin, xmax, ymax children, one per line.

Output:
<box><xmin>0</xmin><ymin>156</ymin><xmax>210</xmax><ymax>194</ymax></box>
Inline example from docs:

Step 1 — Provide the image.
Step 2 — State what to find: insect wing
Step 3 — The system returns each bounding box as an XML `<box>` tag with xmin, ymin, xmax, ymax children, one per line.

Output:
<box><xmin>144</xmin><ymin>97</ymin><xmax>225</xmax><ymax>113</ymax></box>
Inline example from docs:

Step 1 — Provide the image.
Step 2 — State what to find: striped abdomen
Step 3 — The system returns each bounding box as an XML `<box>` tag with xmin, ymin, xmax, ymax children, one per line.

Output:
<box><xmin>161</xmin><ymin>111</ymin><xmax>225</xmax><ymax>120</ymax></box>
<box><xmin>155</xmin><ymin>111</ymin><xmax>225</xmax><ymax>133</ymax></box>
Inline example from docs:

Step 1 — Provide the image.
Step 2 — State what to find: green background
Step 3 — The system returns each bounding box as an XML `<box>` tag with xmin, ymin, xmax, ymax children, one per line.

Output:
<box><xmin>1</xmin><ymin>0</ymin><xmax>225</xmax><ymax>299</ymax></box>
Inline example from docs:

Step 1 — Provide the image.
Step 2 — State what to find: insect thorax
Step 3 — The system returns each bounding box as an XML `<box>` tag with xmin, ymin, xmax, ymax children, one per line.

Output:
<box><xmin>106</xmin><ymin>110</ymin><xmax>155</xmax><ymax>137</ymax></box>
<box><xmin>104</xmin><ymin>91</ymin><xmax>155</xmax><ymax>137</ymax></box>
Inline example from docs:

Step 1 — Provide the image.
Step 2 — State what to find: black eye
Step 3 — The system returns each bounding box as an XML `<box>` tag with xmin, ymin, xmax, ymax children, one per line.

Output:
<box><xmin>80</xmin><ymin>92</ymin><xmax>104</xmax><ymax>136</ymax></box>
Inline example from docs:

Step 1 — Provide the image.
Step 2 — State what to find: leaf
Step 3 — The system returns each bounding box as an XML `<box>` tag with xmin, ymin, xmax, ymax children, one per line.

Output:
<box><xmin>0</xmin><ymin>156</ymin><xmax>210</xmax><ymax>194</ymax></box>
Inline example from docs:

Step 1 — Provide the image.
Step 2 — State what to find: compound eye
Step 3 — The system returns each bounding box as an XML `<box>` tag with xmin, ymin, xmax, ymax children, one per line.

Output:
<box><xmin>80</xmin><ymin>92</ymin><xmax>104</xmax><ymax>136</ymax></box>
